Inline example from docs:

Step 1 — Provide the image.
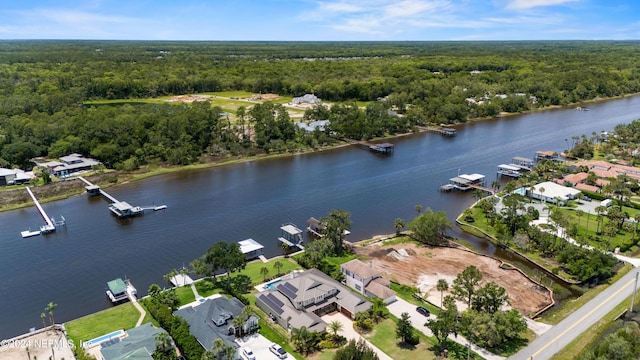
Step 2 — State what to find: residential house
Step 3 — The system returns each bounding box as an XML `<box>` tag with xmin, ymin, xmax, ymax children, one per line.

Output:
<box><xmin>291</xmin><ymin>94</ymin><xmax>321</xmax><ymax>105</ymax></box>
<box><xmin>295</xmin><ymin>120</ymin><xmax>330</xmax><ymax>132</ymax></box>
<box><xmin>340</xmin><ymin>259</ymin><xmax>396</xmax><ymax>304</ymax></box>
<box><xmin>574</xmin><ymin>160</ymin><xmax>640</xmax><ymax>181</ymax></box>
<box><xmin>174</xmin><ymin>297</ymin><xmax>258</xmax><ymax>351</ymax></box>
<box><xmin>40</xmin><ymin>153</ymin><xmax>101</xmax><ymax>178</ymax></box>
<box><xmin>557</xmin><ymin>172</ymin><xmax>589</xmax><ymax>186</ymax></box>
<box><xmin>256</xmin><ymin>268</ymin><xmax>372</xmax><ymax>333</ymax></box>
<box><xmin>529</xmin><ymin>181</ymin><xmax>581</xmax><ymax>205</ymax></box>
<box><xmin>0</xmin><ymin>168</ymin><xmax>33</xmax><ymax>186</ymax></box>
<box><xmin>99</xmin><ymin>323</ymin><xmax>167</xmax><ymax>360</ymax></box>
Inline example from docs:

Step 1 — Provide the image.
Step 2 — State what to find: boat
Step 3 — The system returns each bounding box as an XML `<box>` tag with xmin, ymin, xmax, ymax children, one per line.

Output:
<box><xmin>154</xmin><ymin>205</ymin><xmax>167</xmax><ymax>211</ymax></box>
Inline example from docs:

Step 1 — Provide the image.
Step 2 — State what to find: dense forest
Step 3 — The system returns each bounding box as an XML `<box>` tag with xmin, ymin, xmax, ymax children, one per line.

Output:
<box><xmin>1</xmin><ymin>40</ymin><xmax>640</xmax><ymax>170</ymax></box>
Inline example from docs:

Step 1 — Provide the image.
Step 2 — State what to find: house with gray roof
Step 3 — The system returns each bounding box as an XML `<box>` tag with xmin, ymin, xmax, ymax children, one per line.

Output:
<box><xmin>341</xmin><ymin>259</ymin><xmax>396</xmax><ymax>304</ymax></box>
<box><xmin>256</xmin><ymin>268</ymin><xmax>372</xmax><ymax>333</ymax></box>
<box><xmin>173</xmin><ymin>296</ymin><xmax>258</xmax><ymax>351</ymax></box>
<box><xmin>40</xmin><ymin>153</ymin><xmax>101</xmax><ymax>178</ymax></box>
<box><xmin>99</xmin><ymin>323</ymin><xmax>166</xmax><ymax>360</ymax></box>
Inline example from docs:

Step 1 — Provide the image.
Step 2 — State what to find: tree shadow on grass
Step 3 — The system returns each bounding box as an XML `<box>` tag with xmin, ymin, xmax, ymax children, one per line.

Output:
<box><xmin>396</xmin><ymin>341</ymin><xmax>416</xmax><ymax>350</ymax></box>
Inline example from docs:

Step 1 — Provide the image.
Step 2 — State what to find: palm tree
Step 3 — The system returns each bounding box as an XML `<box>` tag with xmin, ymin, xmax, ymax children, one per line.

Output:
<box><xmin>273</xmin><ymin>260</ymin><xmax>283</xmax><ymax>276</ymax></box>
<box><xmin>491</xmin><ymin>180</ymin><xmax>501</xmax><ymax>193</ymax></box>
<box><xmin>164</xmin><ymin>269</ymin><xmax>178</xmax><ymax>287</ymax></box>
<box><xmin>436</xmin><ymin>278</ymin><xmax>449</xmax><ymax>307</ymax></box>
<box><xmin>370</xmin><ymin>297</ymin><xmax>388</xmax><ymax>323</ymax></box>
<box><xmin>328</xmin><ymin>321</ymin><xmax>343</xmax><ymax>342</ymax></box>
<box><xmin>415</xmin><ymin>204</ymin><xmax>423</xmax><ymax>214</ymax></box>
<box><xmin>148</xmin><ymin>284</ymin><xmax>162</xmax><ymax>299</ymax></box>
<box><xmin>394</xmin><ymin>218</ymin><xmax>405</xmax><ymax>236</ymax></box>
<box><xmin>155</xmin><ymin>332</ymin><xmax>173</xmax><ymax>354</ymax></box>
<box><xmin>595</xmin><ymin>205</ymin><xmax>606</xmax><ymax>234</ymax></box>
<box><xmin>45</xmin><ymin>302</ymin><xmax>56</xmax><ymax>330</ymax></box>
<box><xmin>539</xmin><ymin>187</ymin><xmax>546</xmax><ymax>203</ymax></box>
<box><xmin>260</xmin><ymin>266</ymin><xmax>269</xmax><ymax>281</ymax></box>
<box><xmin>223</xmin><ymin>344</ymin><xmax>236</xmax><ymax>360</ymax></box>
<box><xmin>281</xmin><ymin>241</ymin><xmax>290</xmax><ymax>258</ymax></box>
<box><xmin>291</xmin><ymin>326</ymin><xmax>311</xmax><ymax>355</ymax></box>
<box><xmin>211</xmin><ymin>338</ymin><xmax>225</xmax><ymax>358</ymax></box>
<box><xmin>233</xmin><ymin>315</ymin><xmax>245</xmax><ymax>337</ymax></box>
<box><xmin>40</xmin><ymin>313</ymin><xmax>47</xmax><ymax>331</ymax></box>
<box><xmin>576</xmin><ymin>210</ymin><xmax>584</xmax><ymax>237</ymax></box>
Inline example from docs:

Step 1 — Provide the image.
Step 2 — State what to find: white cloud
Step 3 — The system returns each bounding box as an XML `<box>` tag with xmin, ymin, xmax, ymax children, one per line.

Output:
<box><xmin>506</xmin><ymin>0</ymin><xmax>579</xmax><ymax>10</ymax></box>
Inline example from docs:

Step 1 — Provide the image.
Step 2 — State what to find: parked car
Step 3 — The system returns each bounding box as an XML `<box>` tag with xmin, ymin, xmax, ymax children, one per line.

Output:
<box><xmin>270</xmin><ymin>343</ymin><xmax>288</xmax><ymax>359</ymax></box>
<box><xmin>242</xmin><ymin>347</ymin><xmax>256</xmax><ymax>360</ymax></box>
<box><xmin>416</xmin><ymin>306</ymin><xmax>430</xmax><ymax>317</ymax></box>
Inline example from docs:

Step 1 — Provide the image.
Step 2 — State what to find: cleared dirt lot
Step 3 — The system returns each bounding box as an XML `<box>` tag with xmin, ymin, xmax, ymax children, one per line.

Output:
<box><xmin>354</xmin><ymin>242</ymin><xmax>552</xmax><ymax>315</ymax></box>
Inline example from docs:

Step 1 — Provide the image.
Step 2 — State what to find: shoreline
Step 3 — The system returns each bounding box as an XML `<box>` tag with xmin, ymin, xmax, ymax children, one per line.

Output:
<box><xmin>2</xmin><ymin>92</ymin><xmax>639</xmax><ymax>213</ymax></box>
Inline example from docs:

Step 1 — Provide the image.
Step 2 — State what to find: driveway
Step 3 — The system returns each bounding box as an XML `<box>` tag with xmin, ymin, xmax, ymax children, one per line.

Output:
<box><xmin>321</xmin><ymin>312</ymin><xmax>393</xmax><ymax>360</ymax></box>
<box><xmin>236</xmin><ymin>333</ymin><xmax>281</xmax><ymax>360</ymax></box>
<box><xmin>387</xmin><ymin>298</ymin><xmax>505</xmax><ymax>360</ymax></box>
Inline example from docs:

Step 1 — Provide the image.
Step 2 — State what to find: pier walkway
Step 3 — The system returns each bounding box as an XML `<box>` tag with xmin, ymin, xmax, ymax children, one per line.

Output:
<box><xmin>77</xmin><ymin>176</ymin><xmax>119</xmax><ymax>203</ymax></box>
<box><xmin>25</xmin><ymin>186</ymin><xmax>55</xmax><ymax>232</ymax></box>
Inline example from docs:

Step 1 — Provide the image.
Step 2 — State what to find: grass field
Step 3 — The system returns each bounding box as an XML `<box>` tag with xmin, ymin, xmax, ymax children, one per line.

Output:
<box><xmin>175</xmin><ymin>286</ymin><xmax>196</xmax><ymax>306</ymax></box>
<box><xmin>239</xmin><ymin>257</ymin><xmax>303</xmax><ymax>285</ymax></box>
<box><xmin>363</xmin><ymin>318</ymin><xmax>437</xmax><ymax>360</ymax></box>
<box><xmin>65</xmin><ymin>303</ymin><xmax>148</xmax><ymax>347</ymax></box>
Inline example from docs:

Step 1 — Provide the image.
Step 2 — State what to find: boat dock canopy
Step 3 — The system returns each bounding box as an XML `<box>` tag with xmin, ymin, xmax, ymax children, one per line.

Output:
<box><xmin>281</xmin><ymin>224</ymin><xmax>302</xmax><ymax>236</ymax></box>
<box><xmin>238</xmin><ymin>238</ymin><xmax>264</xmax><ymax>254</ymax></box>
<box><xmin>108</xmin><ymin>278</ymin><xmax>127</xmax><ymax>296</ymax></box>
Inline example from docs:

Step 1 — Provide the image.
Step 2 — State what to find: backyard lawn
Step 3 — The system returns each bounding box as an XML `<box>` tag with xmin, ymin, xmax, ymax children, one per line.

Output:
<box><xmin>363</xmin><ymin>318</ymin><xmax>437</xmax><ymax>360</ymax></box>
<box><xmin>175</xmin><ymin>286</ymin><xmax>196</xmax><ymax>306</ymax></box>
<box><xmin>65</xmin><ymin>303</ymin><xmax>148</xmax><ymax>347</ymax></box>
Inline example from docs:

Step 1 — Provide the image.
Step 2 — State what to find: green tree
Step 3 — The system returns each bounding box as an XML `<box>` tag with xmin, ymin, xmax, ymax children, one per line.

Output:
<box><xmin>154</xmin><ymin>331</ymin><xmax>173</xmax><ymax>354</ymax></box>
<box><xmin>321</xmin><ymin>209</ymin><xmax>352</xmax><ymax>256</ymax></box>
<box><xmin>291</xmin><ymin>326</ymin><xmax>316</xmax><ymax>355</ymax></box>
<box><xmin>45</xmin><ymin>302</ymin><xmax>57</xmax><ymax>329</ymax></box>
<box><xmin>273</xmin><ymin>260</ymin><xmax>283</xmax><ymax>276</ymax></box>
<box><xmin>472</xmin><ymin>281</ymin><xmax>510</xmax><ymax>314</ymax></box>
<box><xmin>407</xmin><ymin>209</ymin><xmax>452</xmax><ymax>245</ymax></box>
<box><xmin>436</xmin><ymin>278</ymin><xmax>449</xmax><ymax>307</ymax></box>
<box><xmin>260</xmin><ymin>266</ymin><xmax>269</xmax><ymax>281</ymax></box>
<box><xmin>333</xmin><ymin>339</ymin><xmax>379</xmax><ymax>360</ymax></box>
<box><xmin>395</xmin><ymin>312</ymin><xmax>415</xmax><ymax>344</ymax></box>
<box><xmin>204</xmin><ymin>242</ymin><xmax>246</xmax><ymax>289</ymax></box>
<box><xmin>451</xmin><ymin>265</ymin><xmax>483</xmax><ymax>308</ymax></box>
<box><xmin>394</xmin><ymin>218</ymin><xmax>405</xmax><ymax>236</ymax></box>
<box><xmin>148</xmin><ymin>284</ymin><xmax>162</xmax><ymax>299</ymax></box>
<box><xmin>41</xmin><ymin>312</ymin><xmax>47</xmax><ymax>331</ymax></box>
<box><xmin>370</xmin><ymin>297</ymin><xmax>388</xmax><ymax>323</ymax></box>
<box><xmin>426</xmin><ymin>295</ymin><xmax>459</xmax><ymax>354</ymax></box>
<box><xmin>328</xmin><ymin>320</ymin><xmax>343</xmax><ymax>342</ymax></box>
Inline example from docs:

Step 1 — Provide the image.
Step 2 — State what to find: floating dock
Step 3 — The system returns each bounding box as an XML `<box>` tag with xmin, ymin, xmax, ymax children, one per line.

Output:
<box><xmin>78</xmin><ymin>176</ymin><xmax>166</xmax><ymax>218</ymax></box>
<box><xmin>21</xmin><ymin>187</ymin><xmax>65</xmax><ymax>238</ymax></box>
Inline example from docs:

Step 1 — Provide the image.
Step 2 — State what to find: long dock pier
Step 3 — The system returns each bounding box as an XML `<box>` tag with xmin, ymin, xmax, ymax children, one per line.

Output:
<box><xmin>343</xmin><ymin>138</ymin><xmax>394</xmax><ymax>154</ymax></box>
<box><xmin>21</xmin><ymin>187</ymin><xmax>60</xmax><ymax>237</ymax></box>
<box><xmin>77</xmin><ymin>176</ymin><xmax>166</xmax><ymax>218</ymax></box>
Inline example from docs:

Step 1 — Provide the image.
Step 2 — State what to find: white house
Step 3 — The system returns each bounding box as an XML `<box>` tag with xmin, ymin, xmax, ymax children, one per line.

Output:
<box><xmin>340</xmin><ymin>259</ymin><xmax>396</xmax><ymax>304</ymax></box>
<box><xmin>529</xmin><ymin>181</ymin><xmax>582</xmax><ymax>205</ymax></box>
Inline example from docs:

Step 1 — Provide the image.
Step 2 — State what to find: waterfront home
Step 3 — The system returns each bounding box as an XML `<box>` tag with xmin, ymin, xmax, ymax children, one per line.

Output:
<box><xmin>340</xmin><ymin>259</ymin><xmax>396</xmax><ymax>304</ymax></box>
<box><xmin>238</xmin><ymin>238</ymin><xmax>264</xmax><ymax>260</ymax></box>
<box><xmin>256</xmin><ymin>268</ymin><xmax>372</xmax><ymax>333</ymax></box>
<box><xmin>174</xmin><ymin>297</ymin><xmax>258</xmax><ymax>350</ymax></box>
<box><xmin>0</xmin><ymin>168</ymin><xmax>34</xmax><ymax>186</ymax></box>
<box><xmin>39</xmin><ymin>153</ymin><xmax>101</xmax><ymax>178</ymax></box>
<box><xmin>291</xmin><ymin>94</ymin><xmax>321</xmax><ymax>105</ymax></box>
<box><xmin>529</xmin><ymin>181</ymin><xmax>581</xmax><ymax>205</ymax></box>
<box><xmin>99</xmin><ymin>323</ymin><xmax>168</xmax><ymax>360</ymax></box>
<box><xmin>295</xmin><ymin>120</ymin><xmax>330</xmax><ymax>132</ymax></box>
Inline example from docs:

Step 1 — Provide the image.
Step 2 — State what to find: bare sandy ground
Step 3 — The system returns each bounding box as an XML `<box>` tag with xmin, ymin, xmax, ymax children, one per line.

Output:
<box><xmin>354</xmin><ymin>242</ymin><xmax>552</xmax><ymax>316</ymax></box>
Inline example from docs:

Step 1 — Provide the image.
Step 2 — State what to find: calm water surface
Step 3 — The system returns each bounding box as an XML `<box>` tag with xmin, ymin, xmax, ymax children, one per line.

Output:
<box><xmin>1</xmin><ymin>96</ymin><xmax>640</xmax><ymax>338</ymax></box>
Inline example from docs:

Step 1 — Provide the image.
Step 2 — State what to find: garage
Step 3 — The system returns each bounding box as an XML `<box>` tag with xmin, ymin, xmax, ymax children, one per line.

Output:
<box><xmin>340</xmin><ymin>306</ymin><xmax>352</xmax><ymax>318</ymax></box>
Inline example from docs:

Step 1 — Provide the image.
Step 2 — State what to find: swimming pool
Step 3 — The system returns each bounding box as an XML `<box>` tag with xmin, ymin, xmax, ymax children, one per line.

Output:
<box><xmin>84</xmin><ymin>329</ymin><xmax>125</xmax><ymax>348</ymax></box>
<box><xmin>264</xmin><ymin>279</ymin><xmax>282</xmax><ymax>290</ymax></box>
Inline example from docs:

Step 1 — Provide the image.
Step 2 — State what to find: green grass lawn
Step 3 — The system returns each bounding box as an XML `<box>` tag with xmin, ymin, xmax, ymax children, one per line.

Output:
<box><xmin>389</xmin><ymin>282</ymin><xmax>441</xmax><ymax>316</ymax></box>
<box><xmin>193</xmin><ymin>278</ymin><xmax>224</xmax><ymax>298</ymax></box>
<box><xmin>363</xmin><ymin>318</ymin><xmax>437</xmax><ymax>360</ymax></box>
<box><xmin>175</xmin><ymin>286</ymin><xmax>196</xmax><ymax>306</ymax></box>
<box><xmin>238</xmin><ymin>257</ymin><xmax>303</xmax><ymax>285</ymax></box>
<box><xmin>65</xmin><ymin>303</ymin><xmax>147</xmax><ymax>347</ymax></box>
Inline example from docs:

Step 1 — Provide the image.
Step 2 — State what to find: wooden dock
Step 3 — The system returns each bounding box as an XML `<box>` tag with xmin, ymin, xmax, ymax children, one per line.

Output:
<box><xmin>78</xmin><ymin>176</ymin><xmax>166</xmax><ymax>218</ymax></box>
<box><xmin>418</xmin><ymin>126</ymin><xmax>457</xmax><ymax>137</ymax></box>
<box><xmin>343</xmin><ymin>138</ymin><xmax>394</xmax><ymax>154</ymax></box>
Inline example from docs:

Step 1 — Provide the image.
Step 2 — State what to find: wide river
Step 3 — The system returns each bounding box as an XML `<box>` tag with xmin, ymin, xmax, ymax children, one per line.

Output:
<box><xmin>2</xmin><ymin>96</ymin><xmax>640</xmax><ymax>339</ymax></box>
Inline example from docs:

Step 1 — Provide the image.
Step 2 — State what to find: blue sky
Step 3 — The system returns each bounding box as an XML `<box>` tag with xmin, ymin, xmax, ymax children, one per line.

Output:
<box><xmin>0</xmin><ymin>0</ymin><xmax>637</xmax><ymax>41</ymax></box>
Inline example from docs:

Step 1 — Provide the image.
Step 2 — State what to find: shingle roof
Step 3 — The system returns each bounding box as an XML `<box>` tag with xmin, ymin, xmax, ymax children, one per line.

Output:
<box><xmin>100</xmin><ymin>323</ymin><xmax>164</xmax><ymax>360</ymax></box>
<box><xmin>365</xmin><ymin>278</ymin><xmax>396</xmax><ymax>300</ymax></box>
<box><xmin>341</xmin><ymin>259</ymin><xmax>379</xmax><ymax>280</ymax></box>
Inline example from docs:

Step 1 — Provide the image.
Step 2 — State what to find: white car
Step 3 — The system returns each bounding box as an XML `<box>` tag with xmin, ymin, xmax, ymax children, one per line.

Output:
<box><xmin>242</xmin><ymin>347</ymin><xmax>256</xmax><ymax>360</ymax></box>
<box><xmin>269</xmin><ymin>343</ymin><xmax>288</xmax><ymax>359</ymax></box>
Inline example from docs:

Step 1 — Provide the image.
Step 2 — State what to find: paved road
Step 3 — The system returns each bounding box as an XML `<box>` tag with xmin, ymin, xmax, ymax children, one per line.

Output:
<box><xmin>509</xmin><ymin>269</ymin><xmax>639</xmax><ymax>360</ymax></box>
